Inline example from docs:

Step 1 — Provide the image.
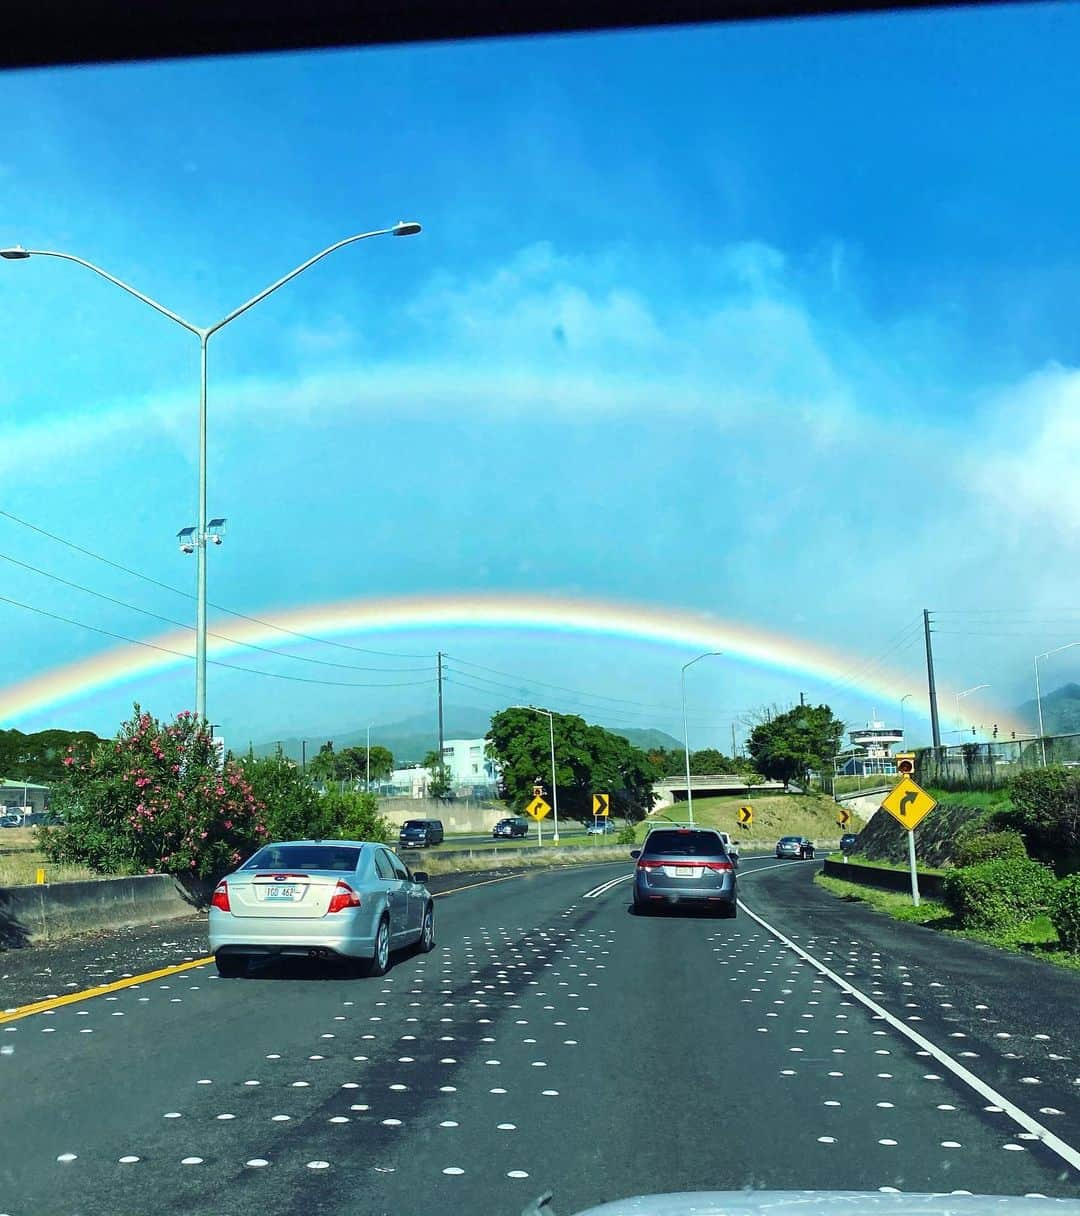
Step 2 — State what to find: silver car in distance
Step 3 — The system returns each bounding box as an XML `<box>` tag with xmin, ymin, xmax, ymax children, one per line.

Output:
<box><xmin>208</xmin><ymin>839</ymin><xmax>435</xmax><ymax>977</ymax></box>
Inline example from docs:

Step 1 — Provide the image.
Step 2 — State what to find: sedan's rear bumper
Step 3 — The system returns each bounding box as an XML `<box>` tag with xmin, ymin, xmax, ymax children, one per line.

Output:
<box><xmin>208</xmin><ymin>910</ymin><xmax>377</xmax><ymax>960</ymax></box>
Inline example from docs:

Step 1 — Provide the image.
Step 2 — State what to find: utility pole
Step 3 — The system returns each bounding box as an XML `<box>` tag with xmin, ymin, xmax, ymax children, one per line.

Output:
<box><xmin>301</xmin><ymin>740</ymin><xmax>306</xmax><ymax>773</ymax></box>
<box><xmin>437</xmin><ymin>651</ymin><xmax>445</xmax><ymax>762</ymax></box>
<box><xmin>731</xmin><ymin>722</ymin><xmax>737</xmax><ymax>759</ymax></box>
<box><xmin>923</xmin><ymin>609</ymin><xmax>942</xmax><ymax>748</ymax></box>
<box><xmin>800</xmin><ymin>691</ymin><xmax>805</xmax><ymax>707</ymax></box>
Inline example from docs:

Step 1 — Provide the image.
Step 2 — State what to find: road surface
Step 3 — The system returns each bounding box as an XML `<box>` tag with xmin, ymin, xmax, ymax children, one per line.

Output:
<box><xmin>1</xmin><ymin>856</ymin><xmax>1077</xmax><ymax>1214</ymax></box>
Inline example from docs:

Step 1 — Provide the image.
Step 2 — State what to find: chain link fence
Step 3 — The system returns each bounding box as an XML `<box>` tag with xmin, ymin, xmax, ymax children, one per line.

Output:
<box><xmin>914</xmin><ymin>733</ymin><xmax>1080</xmax><ymax>790</ymax></box>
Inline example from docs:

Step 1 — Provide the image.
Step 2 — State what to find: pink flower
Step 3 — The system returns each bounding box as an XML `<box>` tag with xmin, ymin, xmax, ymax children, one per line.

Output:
<box><xmin>200</xmin><ymin>831</ymin><xmax>208</xmax><ymax>839</ymax></box>
<box><xmin>62</xmin><ymin>756</ymin><xmax>74</xmax><ymax>767</ymax></box>
<box><xmin>223</xmin><ymin>819</ymin><xmax>233</xmax><ymax>830</ymax></box>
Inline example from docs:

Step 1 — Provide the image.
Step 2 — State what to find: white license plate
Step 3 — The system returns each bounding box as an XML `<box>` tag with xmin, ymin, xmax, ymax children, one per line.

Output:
<box><xmin>265</xmin><ymin>886</ymin><xmax>301</xmax><ymax>900</ymax></box>
<box><xmin>676</xmin><ymin>866</ymin><xmax>694</xmax><ymax>877</ymax></box>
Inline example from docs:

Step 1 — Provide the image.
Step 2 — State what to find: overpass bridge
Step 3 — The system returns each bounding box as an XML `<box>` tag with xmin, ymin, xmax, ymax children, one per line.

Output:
<box><xmin>651</xmin><ymin>774</ymin><xmax>787</xmax><ymax>809</ymax></box>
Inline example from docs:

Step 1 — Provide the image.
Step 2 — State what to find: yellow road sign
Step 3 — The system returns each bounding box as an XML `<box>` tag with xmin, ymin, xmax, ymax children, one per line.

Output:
<box><xmin>592</xmin><ymin>793</ymin><xmax>610</xmax><ymax>817</ymax></box>
<box><xmin>737</xmin><ymin>805</ymin><xmax>753</xmax><ymax>829</ymax></box>
<box><xmin>880</xmin><ymin>777</ymin><xmax>936</xmax><ymax>831</ymax></box>
<box><xmin>837</xmin><ymin>807</ymin><xmax>852</xmax><ymax>827</ymax></box>
<box><xmin>526</xmin><ymin>796</ymin><xmax>552</xmax><ymax>821</ymax></box>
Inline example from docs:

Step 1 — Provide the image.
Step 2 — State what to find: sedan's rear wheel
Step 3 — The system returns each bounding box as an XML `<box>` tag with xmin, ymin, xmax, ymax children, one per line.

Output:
<box><xmin>364</xmin><ymin>916</ymin><xmax>391</xmax><ymax>977</ymax></box>
<box><xmin>215</xmin><ymin>954</ymin><xmax>246</xmax><ymax>978</ymax></box>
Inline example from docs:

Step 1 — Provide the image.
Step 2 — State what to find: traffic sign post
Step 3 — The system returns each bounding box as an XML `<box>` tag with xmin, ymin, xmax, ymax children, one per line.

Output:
<box><xmin>737</xmin><ymin>805</ymin><xmax>753</xmax><ymax>830</ymax></box>
<box><xmin>879</xmin><ymin>777</ymin><xmax>937</xmax><ymax>907</ymax></box>
<box><xmin>526</xmin><ymin>795</ymin><xmax>552</xmax><ymax>848</ymax></box>
<box><xmin>836</xmin><ymin>807</ymin><xmax>852</xmax><ymax>828</ymax></box>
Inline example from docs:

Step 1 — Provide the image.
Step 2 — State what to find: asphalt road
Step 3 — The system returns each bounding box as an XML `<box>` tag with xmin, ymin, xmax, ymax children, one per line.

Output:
<box><xmin>1</xmin><ymin>856</ymin><xmax>1078</xmax><ymax>1215</ymax></box>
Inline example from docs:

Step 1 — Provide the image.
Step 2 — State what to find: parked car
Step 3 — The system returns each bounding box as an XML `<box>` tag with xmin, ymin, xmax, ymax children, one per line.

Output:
<box><xmin>839</xmin><ymin>832</ymin><xmax>859</xmax><ymax>852</ymax></box>
<box><xmin>493</xmin><ymin>817</ymin><xmax>530</xmax><ymax>839</ymax></box>
<box><xmin>776</xmin><ymin>835</ymin><xmax>815</xmax><ymax>860</ymax></box>
<box><xmin>0</xmin><ymin>813</ymin><xmax>23</xmax><ymax>828</ymax></box>
<box><xmin>398</xmin><ymin>819</ymin><xmax>444</xmax><ymax>848</ymax></box>
<box><xmin>208</xmin><ymin>839</ymin><xmax>435</xmax><ymax>977</ymax></box>
<box><xmin>585</xmin><ymin>819</ymin><xmax>619</xmax><ymax>835</ymax></box>
<box><xmin>630</xmin><ymin>827</ymin><xmax>737</xmax><ymax>917</ymax></box>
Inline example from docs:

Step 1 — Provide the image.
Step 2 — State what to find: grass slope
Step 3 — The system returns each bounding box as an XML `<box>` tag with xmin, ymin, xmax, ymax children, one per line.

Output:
<box><xmin>638</xmin><ymin>792</ymin><xmax>861</xmax><ymax>844</ymax></box>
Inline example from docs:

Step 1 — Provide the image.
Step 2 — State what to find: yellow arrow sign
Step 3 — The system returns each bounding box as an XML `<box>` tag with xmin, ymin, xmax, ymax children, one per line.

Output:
<box><xmin>737</xmin><ymin>805</ymin><xmax>753</xmax><ymax>828</ymax></box>
<box><xmin>880</xmin><ymin>777</ymin><xmax>936</xmax><ymax>831</ymax></box>
<box><xmin>525</xmin><ymin>796</ymin><xmax>552</xmax><ymax>821</ymax></box>
<box><xmin>592</xmin><ymin>792</ymin><xmax>610</xmax><ymax>817</ymax></box>
<box><xmin>837</xmin><ymin>807</ymin><xmax>852</xmax><ymax>827</ymax></box>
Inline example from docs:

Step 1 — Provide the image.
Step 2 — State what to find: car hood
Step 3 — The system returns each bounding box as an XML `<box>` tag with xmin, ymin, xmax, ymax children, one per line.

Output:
<box><xmin>558</xmin><ymin>1192</ymin><xmax>1080</xmax><ymax>1216</ymax></box>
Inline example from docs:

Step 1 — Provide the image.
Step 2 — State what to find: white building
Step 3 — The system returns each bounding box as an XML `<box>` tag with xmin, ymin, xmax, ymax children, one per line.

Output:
<box><xmin>836</xmin><ymin>714</ymin><xmax>903</xmax><ymax>777</ymax></box>
<box><xmin>384</xmin><ymin>739</ymin><xmax>500</xmax><ymax>798</ymax></box>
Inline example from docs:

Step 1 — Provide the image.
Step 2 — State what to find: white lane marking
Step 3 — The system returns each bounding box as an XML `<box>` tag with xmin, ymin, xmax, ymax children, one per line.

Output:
<box><xmin>583</xmin><ymin>874</ymin><xmax>632</xmax><ymax>899</ymax></box>
<box><xmin>736</xmin><ymin>898</ymin><xmax>1080</xmax><ymax>1174</ymax></box>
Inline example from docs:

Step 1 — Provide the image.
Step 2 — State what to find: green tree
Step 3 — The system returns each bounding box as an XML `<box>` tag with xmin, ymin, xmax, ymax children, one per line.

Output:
<box><xmin>0</xmin><ymin>726</ymin><xmax>104</xmax><ymax>785</ymax></box>
<box><xmin>317</xmin><ymin>789</ymin><xmax>393</xmax><ymax>842</ymax></box>
<box><xmin>422</xmin><ymin>750</ymin><xmax>454</xmax><ymax>800</ymax></box>
<box><xmin>239</xmin><ymin>750</ymin><xmax>327</xmax><ymax>840</ymax></box>
<box><xmin>487</xmin><ymin>708</ymin><xmax>660</xmax><ymax>821</ymax></box>
<box><xmin>41</xmin><ymin>705</ymin><xmax>265</xmax><ymax>878</ymax></box>
<box><xmin>308</xmin><ymin>741</ymin><xmax>338</xmax><ymax>785</ymax></box>
<box><xmin>746</xmin><ymin>703</ymin><xmax>844</xmax><ymax>790</ymax></box>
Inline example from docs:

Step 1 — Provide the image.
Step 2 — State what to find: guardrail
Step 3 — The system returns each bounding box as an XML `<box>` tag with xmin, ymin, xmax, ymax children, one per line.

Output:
<box><xmin>821</xmin><ymin>857</ymin><xmax>946</xmax><ymax>901</ymax></box>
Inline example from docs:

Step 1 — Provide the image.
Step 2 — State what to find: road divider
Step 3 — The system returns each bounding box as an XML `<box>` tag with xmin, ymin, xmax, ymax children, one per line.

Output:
<box><xmin>583</xmin><ymin>874</ymin><xmax>633</xmax><ymax>899</ymax></box>
<box><xmin>821</xmin><ymin>856</ymin><xmax>946</xmax><ymax>901</ymax></box>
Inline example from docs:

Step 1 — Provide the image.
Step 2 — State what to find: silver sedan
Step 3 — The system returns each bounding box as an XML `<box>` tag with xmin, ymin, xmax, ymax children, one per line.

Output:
<box><xmin>208</xmin><ymin>839</ymin><xmax>435</xmax><ymax>977</ymax></box>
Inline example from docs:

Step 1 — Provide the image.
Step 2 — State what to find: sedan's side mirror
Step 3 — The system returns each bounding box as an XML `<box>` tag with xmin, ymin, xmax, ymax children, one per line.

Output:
<box><xmin>412</xmin><ymin>871</ymin><xmax>429</xmax><ymax>884</ymax></box>
<box><xmin>630</xmin><ymin>849</ymin><xmax>641</xmax><ymax>859</ymax></box>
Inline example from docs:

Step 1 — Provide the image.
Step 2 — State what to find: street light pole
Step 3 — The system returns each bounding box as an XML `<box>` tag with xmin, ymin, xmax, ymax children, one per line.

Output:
<box><xmin>900</xmin><ymin>693</ymin><xmax>913</xmax><ymax>742</ymax></box>
<box><xmin>511</xmin><ymin>706</ymin><xmax>561</xmax><ymax>844</ymax></box>
<box><xmin>1035</xmin><ymin>642</ymin><xmax>1080</xmax><ymax>767</ymax></box>
<box><xmin>2</xmin><ymin>222</ymin><xmax>422</xmax><ymax>722</ymax></box>
<box><xmin>681</xmin><ymin>652</ymin><xmax>723</xmax><ymax>825</ymax></box>
<box><xmin>366</xmin><ymin>724</ymin><xmax>372</xmax><ymax>790</ymax></box>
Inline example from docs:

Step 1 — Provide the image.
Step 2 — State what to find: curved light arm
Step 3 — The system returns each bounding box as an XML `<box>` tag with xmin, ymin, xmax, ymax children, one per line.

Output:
<box><xmin>207</xmin><ymin>225</ymin><xmax>414</xmax><ymax>337</ymax></box>
<box><xmin>682</xmin><ymin>651</ymin><xmax>723</xmax><ymax>678</ymax></box>
<box><xmin>1038</xmin><ymin>641</ymin><xmax>1080</xmax><ymax>663</ymax></box>
<box><xmin>3</xmin><ymin>248</ymin><xmax>200</xmax><ymax>335</ymax></box>
<box><xmin>956</xmin><ymin>683</ymin><xmax>990</xmax><ymax>700</ymax></box>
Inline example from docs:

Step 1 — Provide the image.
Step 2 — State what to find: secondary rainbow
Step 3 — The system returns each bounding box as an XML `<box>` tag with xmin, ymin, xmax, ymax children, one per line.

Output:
<box><xmin>0</xmin><ymin>591</ymin><xmax>1015</xmax><ymax>731</ymax></box>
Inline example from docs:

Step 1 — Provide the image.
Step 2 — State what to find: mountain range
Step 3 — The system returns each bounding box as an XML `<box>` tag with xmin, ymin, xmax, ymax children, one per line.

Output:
<box><xmin>252</xmin><ymin>707</ymin><xmax>682</xmax><ymax>766</ymax></box>
<box><xmin>1016</xmin><ymin>681</ymin><xmax>1080</xmax><ymax>737</ymax></box>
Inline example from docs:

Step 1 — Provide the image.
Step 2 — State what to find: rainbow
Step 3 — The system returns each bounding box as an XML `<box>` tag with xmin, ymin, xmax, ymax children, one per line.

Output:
<box><xmin>0</xmin><ymin>591</ymin><xmax>1019</xmax><ymax>732</ymax></box>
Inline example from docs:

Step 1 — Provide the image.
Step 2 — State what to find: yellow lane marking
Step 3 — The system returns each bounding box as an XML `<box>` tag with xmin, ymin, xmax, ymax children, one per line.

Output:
<box><xmin>0</xmin><ymin>869</ymin><xmax>553</xmax><ymax>1024</ymax></box>
<box><xmin>0</xmin><ymin>956</ymin><xmax>213</xmax><ymax>1026</ymax></box>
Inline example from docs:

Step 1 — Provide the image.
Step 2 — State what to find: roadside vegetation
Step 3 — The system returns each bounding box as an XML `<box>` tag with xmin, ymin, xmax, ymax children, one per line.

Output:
<box><xmin>638</xmin><ymin>792</ymin><xmax>861</xmax><ymax>844</ymax></box>
<box><xmin>819</xmin><ymin>766</ymin><xmax>1080</xmax><ymax>969</ymax></box>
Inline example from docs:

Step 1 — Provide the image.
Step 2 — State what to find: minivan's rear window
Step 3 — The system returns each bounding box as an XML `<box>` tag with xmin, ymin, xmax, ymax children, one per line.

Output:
<box><xmin>402</xmin><ymin>821</ymin><xmax>428</xmax><ymax>829</ymax></box>
<box><xmin>642</xmin><ymin>830</ymin><xmax>724</xmax><ymax>857</ymax></box>
<box><xmin>242</xmin><ymin>845</ymin><xmax>362</xmax><ymax>872</ymax></box>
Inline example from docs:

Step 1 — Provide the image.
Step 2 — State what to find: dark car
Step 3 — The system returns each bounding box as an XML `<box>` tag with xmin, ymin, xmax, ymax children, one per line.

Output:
<box><xmin>493</xmin><ymin>817</ymin><xmax>529</xmax><ymax>839</ymax></box>
<box><xmin>839</xmin><ymin>832</ymin><xmax>859</xmax><ymax>852</ymax></box>
<box><xmin>776</xmin><ymin>835</ymin><xmax>815</xmax><ymax>860</ymax></box>
<box><xmin>0</xmin><ymin>813</ymin><xmax>23</xmax><ymax>828</ymax></box>
<box><xmin>398</xmin><ymin>819</ymin><xmax>444</xmax><ymax>848</ymax></box>
<box><xmin>631</xmin><ymin>827</ymin><xmax>737</xmax><ymax>917</ymax></box>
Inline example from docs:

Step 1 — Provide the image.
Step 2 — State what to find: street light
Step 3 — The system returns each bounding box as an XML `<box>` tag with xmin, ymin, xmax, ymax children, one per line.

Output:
<box><xmin>1035</xmin><ymin>642</ymin><xmax>1080</xmax><ymax>766</ymax></box>
<box><xmin>899</xmin><ymin>693</ymin><xmax>913</xmax><ymax>742</ymax></box>
<box><xmin>512</xmin><ymin>705</ymin><xmax>561</xmax><ymax>844</ymax></box>
<box><xmin>954</xmin><ymin>684</ymin><xmax>989</xmax><ymax>741</ymax></box>
<box><xmin>681</xmin><ymin>652</ymin><xmax>723</xmax><ymax>824</ymax></box>
<box><xmin>3</xmin><ymin>221</ymin><xmax>422</xmax><ymax>722</ymax></box>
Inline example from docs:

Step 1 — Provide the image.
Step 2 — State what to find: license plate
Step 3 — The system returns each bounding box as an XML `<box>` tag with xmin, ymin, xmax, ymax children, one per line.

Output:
<box><xmin>676</xmin><ymin>866</ymin><xmax>693</xmax><ymax>877</ymax></box>
<box><xmin>265</xmin><ymin>886</ymin><xmax>300</xmax><ymax>900</ymax></box>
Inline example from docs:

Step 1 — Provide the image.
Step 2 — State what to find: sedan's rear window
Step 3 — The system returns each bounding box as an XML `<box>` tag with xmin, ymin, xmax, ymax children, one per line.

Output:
<box><xmin>643</xmin><ymin>830</ymin><xmax>724</xmax><ymax>857</ymax></box>
<box><xmin>242</xmin><ymin>845</ymin><xmax>362</xmax><ymax>872</ymax></box>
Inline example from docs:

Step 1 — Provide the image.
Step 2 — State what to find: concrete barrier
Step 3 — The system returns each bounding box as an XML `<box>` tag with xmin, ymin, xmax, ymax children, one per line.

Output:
<box><xmin>821</xmin><ymin>857</ymin><xmax>946</xmax><ymax>901</ymax></box>
<box><xmin>0</xmin><ymin>874</ymin><xmax>212</xmax><ymax>945</ymax></box>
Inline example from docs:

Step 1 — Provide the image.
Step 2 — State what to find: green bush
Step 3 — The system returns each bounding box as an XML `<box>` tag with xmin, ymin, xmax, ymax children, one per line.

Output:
<box><xmin>1005</xmin><ymin>768</ymin><xmax>1080</xmax><ymax>857</ymax></box>
<box><xmin>1050</xmin><ymin>873</ymin><xmax>1080</xmax><ymax>954</ymax></box>
<box><xmin>955</xmin><ymin>829</ymin><xmax>1027</xmax><ymax>867</ymax></box>
<box><xmin>943</xmin><ymin>857</ymin><xmax>1056</xmax><ymax>932</ymax></box>
<box><xmin>42</xmin><ymin>705</ymin><xmax>265</xmax><ymax>879</ymax></box>
<box><xmin>318</xmin><ymin>789</ymin><xmax>391</xmax><ymax>843</ymax></box>
<box><xmin>616</xmin><ymin>824</ymin><xmax>637</xmax><ymax>845</ymax></box>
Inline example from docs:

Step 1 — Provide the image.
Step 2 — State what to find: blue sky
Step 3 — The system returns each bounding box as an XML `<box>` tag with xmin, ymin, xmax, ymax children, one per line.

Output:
<box><xmin>3</xmin><ymin>4</ymin><xmax>1080</xmax><ymax>752</ymax></box>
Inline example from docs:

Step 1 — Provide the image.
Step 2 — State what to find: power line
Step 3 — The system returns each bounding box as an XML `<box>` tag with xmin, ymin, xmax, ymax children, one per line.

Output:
<box><xmin>0</xmin><ymin>592</ymin><xmax>437</xmax><ymax>689</ymax></box>
<box><xmin>444</xmin><ymin>653</ymin><xmax>704</xmax><ymax>716</ymax></box>
<box><xmin>831</xmin><ymin>618</ymin><xmax>925</xmax><ymax>695</ymax></box>
<box><xmin>0</xmin><ymin>549</ymin><xmax>432</xmax><ymax>673</ymax></box>
<box><xmin>0</xmin><ymin>507</ymin><xmax>431</xmax><ymax>660</ymax></box>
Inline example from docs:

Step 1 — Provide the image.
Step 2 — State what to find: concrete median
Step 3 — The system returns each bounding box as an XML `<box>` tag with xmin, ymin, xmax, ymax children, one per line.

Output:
<box><xmin>0</xmin><ymin>874</ymin><xmax>212</xmax><ymax>945</ymax></box>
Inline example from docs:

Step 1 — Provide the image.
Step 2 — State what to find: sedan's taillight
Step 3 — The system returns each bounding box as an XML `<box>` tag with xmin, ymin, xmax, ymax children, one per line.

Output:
<box><xmin>211</xmin><ymin>880</ymin><xmax>230</xmax><ymax>912</ymax></box>
<box><xmin>327</xmin><ymin>880</ymin><xmax>362</xmax><ymax>914</ymax></box>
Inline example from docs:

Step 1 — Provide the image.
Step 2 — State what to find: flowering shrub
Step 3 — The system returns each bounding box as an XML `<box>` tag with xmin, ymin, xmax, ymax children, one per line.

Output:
<box><xmin>41</xmin><ymin>705</ymin><xmax>266</xmax><ymax>879</ymax></box>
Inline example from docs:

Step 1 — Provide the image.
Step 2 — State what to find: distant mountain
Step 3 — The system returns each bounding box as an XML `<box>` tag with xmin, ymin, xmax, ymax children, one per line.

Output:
<box><xmin>1017</xmin><ymin>682</ymin><xmax>1080</xmax><ymax>736</ymax></box>
<box><xmin>606</xmin><ymin>726</ymin><xmax>683</xmax><ymax>751</ymax></box>
<box><xmin>253</xmin><ymin>710</ymin><xmax>683</xmax><ymax>767</ymax></box>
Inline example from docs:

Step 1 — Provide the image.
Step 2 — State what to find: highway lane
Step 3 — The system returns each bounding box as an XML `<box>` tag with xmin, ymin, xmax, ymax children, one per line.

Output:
<box><xmin>1</xmin><ymin>855</ymin><xmax>1077</xmax><ymax>1215</ymax></box>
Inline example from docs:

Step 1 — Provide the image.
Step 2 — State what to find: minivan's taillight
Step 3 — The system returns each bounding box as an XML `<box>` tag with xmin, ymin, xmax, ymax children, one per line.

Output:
<box><xmin>211</xmin><ymin>880</ymin><xmax>230</xmax><ymax>912</ymax></box>
<box><xmin>327</xmin><ymin>880</ymin><xmax>362</xmax><ymax>914</ymax></box>
<box><xmin>702</xmin><ymin>860</ymin><xmax>734</xmax><ymax>872</ymax></box>
<box><xmin>636</xmin><ymin>858</ymin><xmax>667</xmax><ymax>869</ymax></box>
